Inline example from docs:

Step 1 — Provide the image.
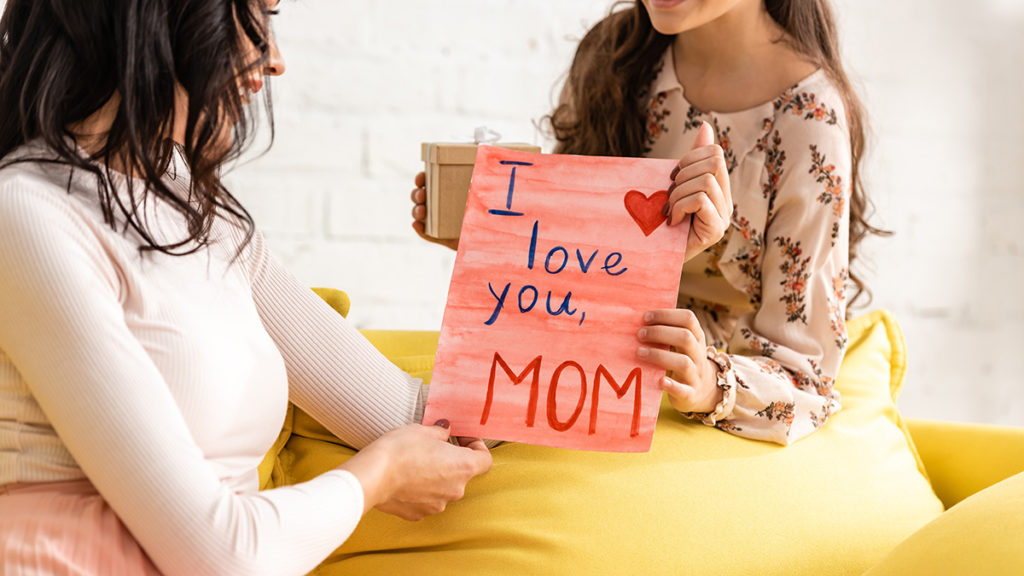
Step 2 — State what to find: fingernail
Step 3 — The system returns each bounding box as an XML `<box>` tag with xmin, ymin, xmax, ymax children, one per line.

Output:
<box><xmin>661</xmin><ymin>203</ymin><xmax>670</xmax><ymax>216</ymax></box>
<box><xmin>637</xmin><ymin>346</ymin><xmax>650</xmax><ymax>358</ymax></box>
<box><xmin>644</xmin><ymin>311</ymin><xmax>653</xmax><ymax>322</ymax></box>
<box><xmin>637</xmin><ymin>327</ymin><xmax>647</xmax><ymax>339</ymax></box>
<box><xmin>434</xmin><ymin>419</ymin><xmax>450</xmax><ymax>429</ymax></box>
<box><xmin>670</xmin><ymin>165</ymin><xmax>679</xmax><ymax>179</ymax></box>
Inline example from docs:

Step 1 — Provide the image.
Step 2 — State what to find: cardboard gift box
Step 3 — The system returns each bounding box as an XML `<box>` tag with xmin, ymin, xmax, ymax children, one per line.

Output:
<box><xmin>421</xmin><ymin>142</ymin><xmax>541</xmax><ymax>239</ymax></box>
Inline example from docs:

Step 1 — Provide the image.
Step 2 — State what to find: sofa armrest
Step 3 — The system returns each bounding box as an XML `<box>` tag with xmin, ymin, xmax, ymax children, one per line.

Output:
<box><xmin>359</xmin><ymin>329</ymin><xmax>440</xmax><ymax>360</ymax></box>
<box><xmin>907</xmin><ymin>418</ymin><xmax>1024</xmax><ymax>509</ymax></box>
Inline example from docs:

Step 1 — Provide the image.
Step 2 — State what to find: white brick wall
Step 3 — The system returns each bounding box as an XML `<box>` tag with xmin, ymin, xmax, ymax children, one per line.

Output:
<box><xmin>226</xmin><ymin>0</ymin><xmax>611</xmax><ymax>331</ymax></box>
<box><xmin>4</xmin><ymin>0</ymin><xmax>1019</xmax><ymax>426</ymax></box>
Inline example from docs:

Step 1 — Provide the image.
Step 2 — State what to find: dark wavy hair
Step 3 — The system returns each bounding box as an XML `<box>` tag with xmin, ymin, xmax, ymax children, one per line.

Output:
<box><xmin>0</xmin><ymin>0</ymin><xmax>276</xmax><ymax>255</ymax></box>
<box><xmin>546</xmin><ymin>0</ymin><xmax>889</xmax><ymax>310</ymax></box>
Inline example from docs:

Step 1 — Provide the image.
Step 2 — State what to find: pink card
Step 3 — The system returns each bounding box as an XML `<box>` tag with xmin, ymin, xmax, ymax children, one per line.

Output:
<box><xmin>422</xmin><ymin>146</ymin><xmax>688</xmax><ymax>452</ymax></box>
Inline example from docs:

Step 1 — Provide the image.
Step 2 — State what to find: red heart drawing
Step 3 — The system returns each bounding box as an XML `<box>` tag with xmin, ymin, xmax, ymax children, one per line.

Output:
<box><xmin>624</xmin><ymin>190</ymin><xmax>669</xmax><ymax>237</ymax></box>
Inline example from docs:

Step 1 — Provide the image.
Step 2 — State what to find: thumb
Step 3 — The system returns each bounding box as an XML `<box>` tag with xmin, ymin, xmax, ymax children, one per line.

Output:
<box><xmin>691</xmin><ymin>121</ymin><xmax>714</xmax><ymax>150</ymax></box>
<box><xmin>428</xmin><ymin>419</ymin><xmax>453</xmax><ymax>441</ymax></box>
<box><xmin>460</xmin><ymin>438</ymin><xmax>494</xmax><ymax>474</ymax></box>
<box><xmin>660</xmin><ymin>376</ymin><xmax>696</xmax><ymax>409</ymax></box>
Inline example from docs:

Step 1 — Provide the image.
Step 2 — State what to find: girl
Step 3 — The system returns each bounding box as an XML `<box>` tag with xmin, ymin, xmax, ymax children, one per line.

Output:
<box><xmin>0</xmin><ymin>1</ymin><xmax>491</xmax><ymax>574</ymax></box>
<box><xmin>413</xmin><ymin>0</ymin><xmax>883</xmax><ymax>445</ymax></box>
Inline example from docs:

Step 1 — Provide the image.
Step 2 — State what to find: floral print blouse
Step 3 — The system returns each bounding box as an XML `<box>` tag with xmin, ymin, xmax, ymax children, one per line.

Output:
<box><xmin>644</xmin><ymin>48</ymin><xmax>849</xmax><ymax>445</ymax></box>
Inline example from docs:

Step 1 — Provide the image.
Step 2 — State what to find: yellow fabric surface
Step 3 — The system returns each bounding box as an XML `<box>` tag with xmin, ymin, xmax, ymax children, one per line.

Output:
<box><xmin>906</xmin><ymin>418</ymin><xmax>1024</xmax><ymax>508</ymax></box>
<box><xmin>256</xmin><ymin>287</ymin><xmax>348</xmax><ymax>489</ymax></box>
<box><xmin>263</xmin><ymin>303</ymin><xmax>944</xmax><ymax>576</ymax></box>
<box><xmin>863</xmin><ymin>470</ymin><xmax>1024</xmax><ymax>576</ymax></box>
<box><xmin>257</xmin><ymin>402</ymin><xmax>294</xmax><ymax>490</ymax></box>
<box><xmin>311</xmin><ymin>287</ymin><xmax>350</xmax><ymax>318</ymax></box>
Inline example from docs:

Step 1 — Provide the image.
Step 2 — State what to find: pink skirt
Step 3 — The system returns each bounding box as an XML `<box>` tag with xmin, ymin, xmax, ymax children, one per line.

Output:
<box><xmin>0</xmin><ymin>480</ymin><xmax>162</xmax><ymax>575</ymax></box>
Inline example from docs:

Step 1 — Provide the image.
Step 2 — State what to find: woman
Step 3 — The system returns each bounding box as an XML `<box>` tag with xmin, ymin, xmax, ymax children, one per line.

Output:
<box><xmin>413</xmin><ymin>0</ymin><xmax>886</xmax><ymax>445</ymax></box>
<box><xmin>0</xmin><ymin>1</ymin><xmax>491</xmax><ymax>574</ymax></box>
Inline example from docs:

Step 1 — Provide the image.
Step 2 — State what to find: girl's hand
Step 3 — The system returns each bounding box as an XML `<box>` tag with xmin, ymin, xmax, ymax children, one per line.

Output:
<box><xmin>411</xmin><ymin>172</ymin><xmax>460</xmax><ymax>251</ymax></box>
<box><xmin>666</xmin><ymin>121</ymin><xmax>733</xmax><ymax>262</ymax></box>
<box><xmin>341</xmin><ymin>422</ymin><xmax>492</xmax><ymax>521</ymax></box>
<box><xmin>637</xmin><ymin>308</ymin><xmax>723</xmax><ymax>414</ymax></box>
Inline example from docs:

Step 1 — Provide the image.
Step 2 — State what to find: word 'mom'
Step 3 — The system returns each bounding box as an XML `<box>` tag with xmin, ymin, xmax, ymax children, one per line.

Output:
<box><xmin>479</xmin><ymin>351</ymin><xmax>643</xmax><ymax>437</ymax></box>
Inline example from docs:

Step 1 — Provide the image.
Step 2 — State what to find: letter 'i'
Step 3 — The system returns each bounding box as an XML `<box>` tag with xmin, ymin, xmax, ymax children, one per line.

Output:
<box><xmin>488</xmin><ymin>160</ymin><xmax>533</xmax><ymax>217</ymax></box>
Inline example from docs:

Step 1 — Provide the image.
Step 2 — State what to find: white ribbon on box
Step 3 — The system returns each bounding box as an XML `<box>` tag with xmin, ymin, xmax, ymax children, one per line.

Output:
<box><xmin>473</xmin><ymin>126</ymin><xmax>501</xmax><ymax>145</ymax></box>
<box><xmin>450</xmin><ymin>126</ymin><xmax>502</xmax><ymax>145</ymax></box>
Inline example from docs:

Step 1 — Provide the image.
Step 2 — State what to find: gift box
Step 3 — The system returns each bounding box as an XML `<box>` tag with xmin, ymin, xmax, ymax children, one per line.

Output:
<box><xmin>421</xmin><ymin>141</ymin><xmax>541</xmax><ymax>239</ymax></box>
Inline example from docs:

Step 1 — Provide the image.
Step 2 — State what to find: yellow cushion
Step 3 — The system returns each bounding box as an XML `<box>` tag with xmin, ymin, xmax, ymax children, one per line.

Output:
<box><xmin>864</xmin><ymin>470</ymin><xmax>1024</xmax><ymax>576</ymax></box>
<box><xmin>265</xmin><ymin>304</ymin><xmax>944</xmax><ymax>576</ymax></box>
<box><xmin>907</xmin><ymin>418</ymin><xmax>1024</xmax><ymax>508</ymax></box>
<box><xmin>312</xmin><ymin>287</ymin><xmax>351</xmax><ymax>318</ymax></box>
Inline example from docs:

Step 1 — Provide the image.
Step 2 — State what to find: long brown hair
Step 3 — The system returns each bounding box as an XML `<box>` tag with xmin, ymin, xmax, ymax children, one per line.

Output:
<box><xmin>547</xmin><ymin>0</ymin><xmax>888</xmax><ymax>310</ymax></box>
<box><xmin>0</xmin><ymin>0</ymin><xmax>276</xmax><ymax>256</ymax></box>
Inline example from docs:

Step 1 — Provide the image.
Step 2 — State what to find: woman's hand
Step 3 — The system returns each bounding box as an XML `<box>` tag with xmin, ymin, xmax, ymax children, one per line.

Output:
<box><xmin>666</xmin><ymin>121</ymin><xmax>733</xmax><ymax>262</ymax></box>
<box><xmin>411</xmin><ymin>172</ymin><xmax>460</xmax><ymax>251</ymax></box>
<box><xmin>341</xmin><ymin>422</ymin><xmax>492</xmax><ymax>521</ymax></box>
<box><xmin>636</xmin><ymin>308</ymin><xmax>722</xmax><ymax>414</ymax></box>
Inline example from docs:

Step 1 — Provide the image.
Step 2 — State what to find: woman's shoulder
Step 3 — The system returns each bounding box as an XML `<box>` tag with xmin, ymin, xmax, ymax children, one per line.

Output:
<box><xmin>0</xmin><ymin>158</ymin><xmax>70</xmax><ymax>214</ymax></box>
<box><xmin>0</xmin><ymin>141</ymin><xmax>100</xmax><ymax>202</ymax></box>
<box><xmin>1</xmin><ymin>143</ymin><xmax>65</xmax><ymax>188</ymax></box>
<box><xmin>0</xmin><ymin>144</ymin><xmax>109</xmax><ymax>238</ymax></box>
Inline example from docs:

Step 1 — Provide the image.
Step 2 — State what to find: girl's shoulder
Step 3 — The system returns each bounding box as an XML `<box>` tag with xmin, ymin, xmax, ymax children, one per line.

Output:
<box><xmin>768</xmin><ymin>69</ymin><xmax>848</xmax><ymax>135</ymax></box>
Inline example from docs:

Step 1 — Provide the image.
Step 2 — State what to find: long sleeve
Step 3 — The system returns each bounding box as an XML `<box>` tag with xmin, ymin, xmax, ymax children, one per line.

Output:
<box><xmin>239</xmin><ymin>227</ymin><xmax>423</xmax><ymax>449</ymax></box>
<box><xmin>686</xmin><ymin>106</ymin><xmax>851</xmax><ymax>445</ymax></box>
<box><xmin>0</xmin><ymin>182</ymin><xmax>364</xmax><ymax>576</ymax></box>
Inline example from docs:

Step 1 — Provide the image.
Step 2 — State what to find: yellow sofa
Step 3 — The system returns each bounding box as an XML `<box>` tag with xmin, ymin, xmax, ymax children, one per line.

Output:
<box><xmin>259</xmin><ymin>289</ymin><xmax>1024</xmax><ymax>575</ymax></box>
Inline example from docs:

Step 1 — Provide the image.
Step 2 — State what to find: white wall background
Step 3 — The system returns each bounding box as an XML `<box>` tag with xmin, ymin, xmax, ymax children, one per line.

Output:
<box><xmin>836</xmin><ymin>0</ymin><xmax>1024</xmax><ymax>426</ymax></box>
<box><xmin>229</xmin><ymin>0</ymin><xmax>1024</xmax><ymax>427</ymax></box>
<box><xmin>4</xmin><ymin>0</ymin><xmax>1016</xmax><ymax>426</ymax></box>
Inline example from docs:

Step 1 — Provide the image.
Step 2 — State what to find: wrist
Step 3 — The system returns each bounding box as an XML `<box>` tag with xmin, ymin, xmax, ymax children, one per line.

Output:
<box><xmin>681</xmin><ymin>347</ymin><xmax>736</xmax><ymax>425</ymax></box>
<box><xmin>339</xmin><ymin>442</ymin><xmax>393</xmax><ymax>514</ymax></box>
<box><xmin>702</xmin><ymin>379</ymin><xmax>726</xmax><ymax>413</ymax></box>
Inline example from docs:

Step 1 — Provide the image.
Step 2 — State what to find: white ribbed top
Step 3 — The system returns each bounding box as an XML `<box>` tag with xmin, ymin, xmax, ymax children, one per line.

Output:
<box><xmin>0</xmin><ymin>142</ymin><xmax>421</xmax><ymax>575</ymax></box>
